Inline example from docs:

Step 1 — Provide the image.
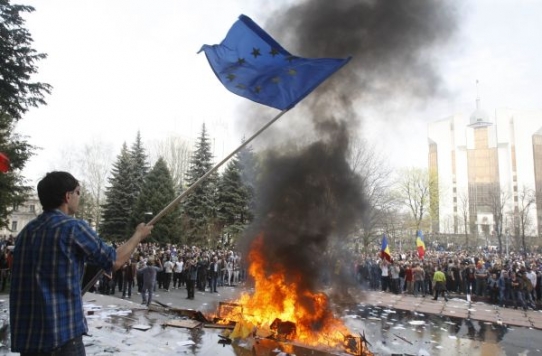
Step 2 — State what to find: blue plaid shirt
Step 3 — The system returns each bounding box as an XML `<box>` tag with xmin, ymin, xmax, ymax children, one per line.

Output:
<box><xmin>10</xmin><ymin>210</ymin><xmax>117</xmax><ymax>352</ymax></box>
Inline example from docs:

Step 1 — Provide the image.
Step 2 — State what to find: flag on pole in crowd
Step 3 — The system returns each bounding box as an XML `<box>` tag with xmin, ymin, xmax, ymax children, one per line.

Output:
<box><xmin>416</xmin><ymin>230</ymin><xmax>426</xmax><ymax>259</ymax></box>
<box><xmin>0</xmin><ymin>152</ymin><xmax>10</xmax><ymax>173</ymax></box>
<box><xmin>380</xmin><ymin>234</ymin><xmax>392</xmax><ymax>262</ymax></box>
<box><xmin>199</xmin><ymin>14</ymin><xmax>351</xmax><ymax>110</ymax></box>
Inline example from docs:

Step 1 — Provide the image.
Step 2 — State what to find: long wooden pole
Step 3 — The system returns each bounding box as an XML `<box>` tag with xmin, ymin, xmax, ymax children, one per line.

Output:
<box><xmin>82</xmin><ymin>108</ymin><xmax>289</xmax><ymax>295</ymax></box>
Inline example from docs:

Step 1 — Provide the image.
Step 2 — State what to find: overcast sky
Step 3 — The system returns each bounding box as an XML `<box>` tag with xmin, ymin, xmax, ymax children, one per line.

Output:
<box><xmin>15</xmin><ymin>0</ymin><xmax>542</xmax><ymax>184</ymax></box>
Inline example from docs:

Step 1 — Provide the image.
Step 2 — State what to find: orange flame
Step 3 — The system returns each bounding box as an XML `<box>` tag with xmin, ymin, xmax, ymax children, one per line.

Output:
<box><xmin>223</xmin><ymin>234</ymin><xmax>351</xmax><ymax>348</ymax></box>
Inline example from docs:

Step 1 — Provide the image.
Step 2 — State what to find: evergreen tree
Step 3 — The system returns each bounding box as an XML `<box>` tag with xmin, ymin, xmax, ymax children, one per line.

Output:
<box><xmin>99</xmin><ymin>143</ymin><xmax>135</xmax><ymax>241</ymax></box>
<box><xmin>181</xmin><ymin>124</ymin><xmax>219</xmax><ymax>246</ymax></box>
<box><xmin>216</xmin><ymin>154</ymin><xmax>251</xmax><ymax>247</ymax></box>
<box><xmin>237</xmin><ymin>142</ymin><xmax>258</xmax><ymax>221</ymax></box>
<box><xmin>129</xmin><ymin>131</ymin><xmax>149</xmax><ymax>227</ymax></box>
<box><xmin>133</xmin><ymin>157</ymin><xmax>179</xmax><ymax>244</ymax></box>
<box><xmin>0</xmin><ymin>2</ymin><xmax>51</xmax><ymax>228</ymax></box>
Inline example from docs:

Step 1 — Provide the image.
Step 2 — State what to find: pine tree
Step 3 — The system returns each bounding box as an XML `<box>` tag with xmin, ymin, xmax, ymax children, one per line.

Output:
<box><xmin>133</xmin><ymin>157</ymin><xmax>179</xmax><ymax>244</ymax></box>
<box><xmin>237</xmin><ymin>142</ymin><xmax>257</xmax><ymax>221</ymax></box>
<box><xmin>128</xmin><ymin>131</ymin><xmax>149</xmax><ymax>227</ymax></box>
<box><xmin>0</xmin><ymin>2</ymin><xmax>51</xmax><ymax>228</ymax></box>
<box><xmin>99</xmin><ymin>143</ymin><xmax>135</xmax><ymax>241</ymax></box>
<box><xmin>181</xmin><ymin>124</ymin><xmax>219</xmax><ymax>246</ymax></box>
<box><xmin>216</xmin><ymin>155</ymin><xmax>251</xmax><ymax>247</ymax></box>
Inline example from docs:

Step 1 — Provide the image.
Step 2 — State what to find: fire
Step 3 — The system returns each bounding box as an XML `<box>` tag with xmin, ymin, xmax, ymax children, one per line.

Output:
<box><xmin>223</xmin><ymin>235</ymin><xmax>352</xmax><ymax>349</ymax></box>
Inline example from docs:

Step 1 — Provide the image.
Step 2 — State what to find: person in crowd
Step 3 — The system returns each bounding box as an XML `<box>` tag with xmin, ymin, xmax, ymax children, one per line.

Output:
<box><xmin>498</xmin><ymin>270</ymin><xmax>510</xmax><ymax>307</ymax></box>
<box><xmin>9</xmin><ymin>171</ymin><xmax>153</xmax><ymax>356</ymax></box>
<box><xmin>173</xmin><ymin>257</ymin><xmax>184</xmax><ymax>289</ymax></box>
<box><xmin>389</xmin><ymin>261</ymin><xmax>401</xmax><ymax>294</ymax></box>
<box><xmin>432</xmin><ymin>266</ymin><xmax>448</xmax><ymax>302</ymax></box>
<box><xmin>122</xmin><ymin>258</ymin><xmax>136</xmax><ymax>299</ymax></box>
<box><xmin>209</xmin><ymin>255</ymin><xmax>220</xmax><ymax>293</ymax></box>
<box><xmin>162</xmin><ymin>256</ymin><xmax>174</xmax><ymax>292</ymax></box>
<box><xmin>423</xmin><ymin>262</ymin><xmax>434</xmax><ymax>296</ymax></box>
<box><xmin>475</xmin><ymin>262</ymin><xmax>488</xmax><ymax>297</ymax></box>
<box><xmin>487</xmin><ymin>272</ymin><xmax>499</xmax><ymax>304</ymax></box>
<box><xmin>510</xmin><ymin>271</ymin><xmax>526</xmax><ymax>310</ymax></box>
<box><xmin>185</xmin><ymin>259</ymin><xmax>198</xmax><ymax>299</ymax></box>
<box><xmin>0</xmin><ymin>247</ymin><xmax>9</xmax><ymax>292</ymax></box>
<box><xmin>520</xmin><ymin>269</ymin><xmax>536</xmax><ymax>309</ymax></box>
<box><xmin>413</xmin><ymin>263</ymin><xmax>425</xmax><ymax>297</ymax></box>
<box><xmin>378</xmin><ymin>258</ymin><xmax>390</xmax><ymax>292</ymax></box>
<box><xmin>138</xmin><ymin>259</ymin><xmax>162</xmax><ymax>306</ymax></box>
<box><xmin>398</xmin><ymin>262</ymin><xmax>406</xmax><ymax>293</ymax></box>
<box><xmin>446</xmin><ymin>260</ymin><xmax>458</xmax><ymax>293</ymax></box>
<box><xmin>404</xmin><ymin>263</ymin><xmax>413</xmax><ymax>294</ymax></box>
<box><xmin>526</xmin><ymin>266</ymin><xmax>537</xmax><ymax>302</ymax></box>
<box><xmin>464</xmin><ymin>262</ymin><xmax>476</xmax><ymax>295</ymax></box>
<box><xmin>136</xmin><ymin>254</ymin><xmax>147</xmax><ymax>293</ymax></box>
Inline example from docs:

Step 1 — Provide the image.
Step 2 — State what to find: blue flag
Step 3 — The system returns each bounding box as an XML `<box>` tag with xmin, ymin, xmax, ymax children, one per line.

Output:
<box><xmin>199</xmin><ymin>14</ymin><xmax>351</xmax><ymax>110</ymax></box>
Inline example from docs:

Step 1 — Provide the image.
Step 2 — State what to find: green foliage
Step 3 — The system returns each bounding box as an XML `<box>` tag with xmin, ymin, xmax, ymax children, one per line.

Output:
<box><xmin>99</xmin><ymin>143</ymin><xmax>136</xmax><ymax>240</ymax></box>
<box><xmin>216</xmin><ymin>154</ymin><xmax>252</xmax><ymax>247</ymax></box>
<box><xmin>0</xmin><ymin>1</ymin><xmax>52</xmax><ymax>122</ymax></box>
<box><xmin>129</xmin><ymin>131</ymin><xmax>149</xmax><ymax>227</ymax></box>
<box><xmin>0</xmin><ymin>1</ymin><xmax>50</xmax><ymax>228</ymax></box>
<box><xmin>133</xmin><ymin>157</ymin><xmax>179</xmax><ymax>244</ymax></box>
<box><xmin>181</xmin><ymin>124</ymin><xmax>219</xmax><ymax>246</ymax></box>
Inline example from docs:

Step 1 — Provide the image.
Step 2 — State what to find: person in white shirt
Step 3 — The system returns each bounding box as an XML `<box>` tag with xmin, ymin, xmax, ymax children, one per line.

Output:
<box><xmin>162</xmin><ymin>257</ymin><xmax>175</xmax><ymax>291</ymax></box>
<box><xmin>173</xmin><ymin>259</ymin><xmax>184</xmax><ymax>289</ymax></box>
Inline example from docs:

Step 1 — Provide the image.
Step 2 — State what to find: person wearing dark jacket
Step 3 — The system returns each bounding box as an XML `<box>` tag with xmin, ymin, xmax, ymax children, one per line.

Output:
<box><xmin>122</xmin><ymin>259</ymin><xmax>137</xmax><ymax>298</ymax></box>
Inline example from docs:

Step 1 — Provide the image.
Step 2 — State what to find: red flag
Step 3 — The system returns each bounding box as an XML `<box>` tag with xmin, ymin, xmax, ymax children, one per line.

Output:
<box><xmin>0</xmin><ymin>152</ymin><xmax>10</xmax><ymax>173</ymax></box>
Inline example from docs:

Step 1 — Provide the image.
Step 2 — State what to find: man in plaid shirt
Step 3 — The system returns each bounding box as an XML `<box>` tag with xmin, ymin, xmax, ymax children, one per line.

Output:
<box><xmin>9</xmin><ymin>171</ymin><xmax>153</xmax><ymax>355</ymax></box>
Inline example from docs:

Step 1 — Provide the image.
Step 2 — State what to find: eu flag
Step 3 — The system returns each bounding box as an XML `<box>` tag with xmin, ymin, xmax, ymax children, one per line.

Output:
<box><xmin>199</xmin><ymin>14</ymin><xmax>351</xmax><ymax>110</ymax></box>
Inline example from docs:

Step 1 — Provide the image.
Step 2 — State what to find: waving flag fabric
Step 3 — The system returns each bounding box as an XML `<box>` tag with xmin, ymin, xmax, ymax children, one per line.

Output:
<box><xmin>199</xmin><ymin>14</ymin><xmax>351</xmax><ymax>110</ymax></box>
<box><xmin>0</xmin><ymin>152</ymin><xmax>9</xmax><ymax>173</ymax></box>
<box><xmin>416</xmin><ymin>230</ymin><xmax>426</xmax><ymax>259</ymax></box>
<box><xmin>380</xmin><ymin>234</ymin><xmax>392</xmax><ymax>262</ymax></box>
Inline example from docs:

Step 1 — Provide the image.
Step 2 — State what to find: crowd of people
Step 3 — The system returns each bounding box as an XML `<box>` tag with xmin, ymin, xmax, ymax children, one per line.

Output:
<box><xmin>355</xmin><ymin>249</ymin><xmax>542</xmax><ymax>310</ymax></box>
<box><xmin>94</xmin><ymin>242</ymin><xmax>245</xmax><ymax>306</ymax></box>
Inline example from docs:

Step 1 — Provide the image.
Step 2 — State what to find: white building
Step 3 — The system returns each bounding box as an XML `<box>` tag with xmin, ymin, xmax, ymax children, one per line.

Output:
<box><xmin>0</xmin><ymin>194</ymin><xmax>42</xmax><ymax>239</ymax></box>
<box><xmin>428</xmin><ymin>97</ymin><xmax>542</xmax><ymax>247</ymax></box>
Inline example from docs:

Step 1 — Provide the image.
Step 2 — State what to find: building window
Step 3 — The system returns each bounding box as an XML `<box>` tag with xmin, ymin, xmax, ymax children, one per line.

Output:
<box><xmin>12</xmin><ymin>204</ymin><xmax>19</xmax><ymax>212</ymax></box>
<box><xmin>29</xmin><ymin>205</ymin><xmax>35</xmax><ymax>213</ymax></box>
<box><xmin>11</xmin><ymin>221</ymin><xmax>18</xmax><ymax>232</ymax></box>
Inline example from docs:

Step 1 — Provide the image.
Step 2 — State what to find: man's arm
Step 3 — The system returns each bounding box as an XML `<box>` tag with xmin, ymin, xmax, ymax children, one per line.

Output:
<box><xmin>113</xmin><ymin>223</ymin><xmax>153</xmax><ymax>271</ymax></box>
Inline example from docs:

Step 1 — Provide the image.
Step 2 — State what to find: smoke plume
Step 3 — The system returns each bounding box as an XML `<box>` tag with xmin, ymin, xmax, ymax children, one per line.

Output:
<box><xmin>239</xmin><ymin>0</ymin><xmax>461</xmax><ymax>293</ymax></box>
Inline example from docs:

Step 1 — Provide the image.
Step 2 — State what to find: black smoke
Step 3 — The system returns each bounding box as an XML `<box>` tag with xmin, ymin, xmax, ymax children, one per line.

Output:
<box><xmin>238</xmin><ymin>0</ymin><xmax>461</xmax><ymax>294</ymax></box>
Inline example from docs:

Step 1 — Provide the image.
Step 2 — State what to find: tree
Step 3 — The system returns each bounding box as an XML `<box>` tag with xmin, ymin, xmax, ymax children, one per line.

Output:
<box><xmin>349</xmin><ymin>138</ymin><xmax>393</xmax><ymax>252</ymax></box>
<box><xmin>516</xmin><ymin>185</ymin><xmax>536</xmax><ymax>255</ymax></box>
<box><xmin>0</xmin><ymin>2</ymin><xmax>51</xmax><ymax>121</ymax></box>
<box><xmin>394</xmin><ymin>167</ymin><xmax>437</xmax><ymax>236</ymax></box>
<box><xmin>457</xmin><ymin>188</ymin><xmax>470</xmax><ymax>249</ymax></box>
<box><xmin>128</xmin><ymin>131</ymin><xmax>150</xmax><ymax>227</ymax></box>
<box><xmin>488</xmin><ymin>183</ymin><xmax>510</xmax><ymax>255</ymax></box>
<box><xmin>148</xmin><ymin>135</ymin><xmax>192</xmax><ymax>191</ymax></box>
<box><xmin>78</xmin><ymin>139</ymin><xmax>112</xmax><ymax>229</ymax></box>
<box><xmin>216</xmin><ymin>154</ymin><xmax>251</xmax><ymax>247</ymax></box>
<box><xmin>100</xmin><ymin>143</ymin><xmax>136</xmax><ymax>241</ymax></box>
<box><xmin>0</xmin><ymin>2</ymin><xmax>51</xmax><ymax>228</ymax></box>
<box><xmin>133</xmin><ymin>157</ymin><xmax>179</xmax><ymax>244</ymax></box>
<box><xmin>237</xmin><ymin>142</ymin><xmax>257</xmax><ymax>221</ymax></box>
<box><xmin>181</xmin><ymin>124</ymin><xmax>218</xmax><ymax>246</ymax></box>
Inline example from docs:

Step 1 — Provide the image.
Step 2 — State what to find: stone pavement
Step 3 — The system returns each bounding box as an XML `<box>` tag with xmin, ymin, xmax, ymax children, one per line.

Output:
<box><xmin>86</xmin><ymin>285</ymin><xmax>542</xmax><ymax>331</ymax></box>
<box><xmin>358</xmin><ymin>290</ymin><xmax>542</xmax><ymax>330</ymax></box>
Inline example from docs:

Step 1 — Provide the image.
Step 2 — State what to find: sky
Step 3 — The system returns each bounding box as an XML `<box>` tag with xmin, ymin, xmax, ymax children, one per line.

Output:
<box><xmin>14</xmin><ymin>0</ymin><xmax>542</xmax><ymax>184</ymax></box>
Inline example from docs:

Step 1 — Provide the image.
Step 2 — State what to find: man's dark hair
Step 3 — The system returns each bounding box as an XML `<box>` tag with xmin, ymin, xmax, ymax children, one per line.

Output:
<box><xmin>37</xmin><ymin>171</ymin><xmax>79</xmax><ymax>211</ymax></box>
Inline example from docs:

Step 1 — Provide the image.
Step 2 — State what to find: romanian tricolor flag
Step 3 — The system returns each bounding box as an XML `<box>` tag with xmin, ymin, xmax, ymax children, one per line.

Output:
<box><xmin>380</xmin><ymin>234</ymin><xmax>392</xmax><ymax>262</ymax></box>
<box><xmin>416</xmin><ymin>230</ymin><xmax>426</xmax><ymax>259</ymax></box>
